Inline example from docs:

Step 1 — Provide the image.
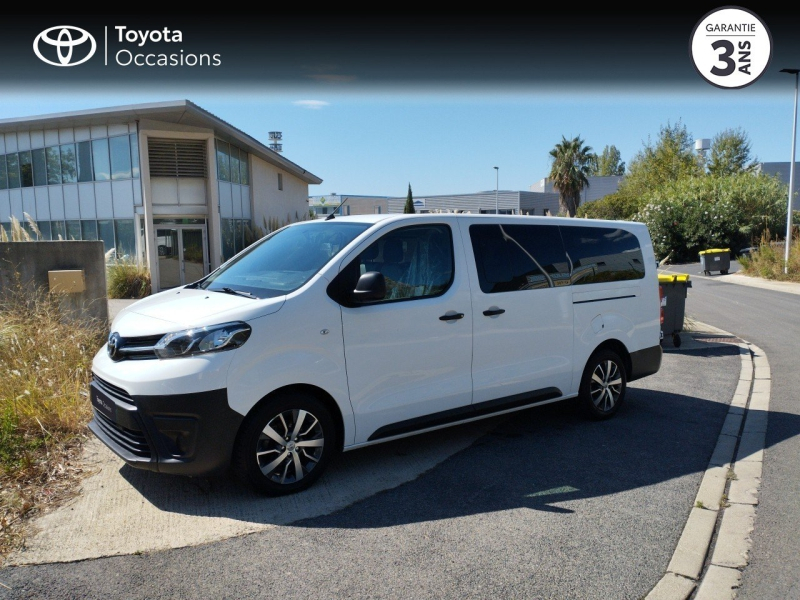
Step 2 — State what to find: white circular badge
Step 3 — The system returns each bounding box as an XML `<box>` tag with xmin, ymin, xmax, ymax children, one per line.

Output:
<box><xmin>690</xmin><ymin>6</ymin><xmax>772</xmax><ymax>89</ymax></box>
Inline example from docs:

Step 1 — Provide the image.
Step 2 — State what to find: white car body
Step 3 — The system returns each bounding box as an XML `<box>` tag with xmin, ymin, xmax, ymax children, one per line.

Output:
<box><xmin>90</xmin><ymin>214</ymin><xmax>662</xmax><ymax>486</ymax></box>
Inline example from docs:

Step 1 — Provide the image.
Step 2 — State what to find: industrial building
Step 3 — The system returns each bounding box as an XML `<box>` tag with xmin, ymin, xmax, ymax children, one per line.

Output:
<box><xmin>0</xmin><ymin>100</ymin><xmax>321</xmax><ymax>292</ymax></box>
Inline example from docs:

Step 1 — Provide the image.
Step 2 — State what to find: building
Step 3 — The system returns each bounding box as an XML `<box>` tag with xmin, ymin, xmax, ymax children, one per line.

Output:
<box><xmin>0</xmin><ymin>100</ymin><xmax>322</xmax><ymax>292</ymax></box>
<box><xmin>530</xmin><ymin>175</ymin><xmax>624</xmax><ymax>204</ymax></box>
<box><xmin>386</xmin><ymin>190</ymin><xmax>561</xmax><ymax>215</ymax></box>
<box><xmin>309</xmin><ymin>194</ymin><xmax>390</xmax><ymax>217</ymax></box>
<box><xmin>755</xmin><ymin>162</ymin><xmax>800</xmax><ymax>209</ymax></box>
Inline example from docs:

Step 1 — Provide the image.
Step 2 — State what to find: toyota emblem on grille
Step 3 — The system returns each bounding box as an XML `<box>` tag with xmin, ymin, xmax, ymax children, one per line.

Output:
<box><xmin>107</xmin><ymin>332</ymin><xmax>122</xmax><ymax>361</ymax></box>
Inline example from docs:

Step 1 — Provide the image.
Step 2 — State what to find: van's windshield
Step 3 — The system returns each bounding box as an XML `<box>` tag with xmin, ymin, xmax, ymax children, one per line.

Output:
<box><xmin>198</xmin><ymin>221</ymin><xmax>372</xmax><ymax>299</ymax></box>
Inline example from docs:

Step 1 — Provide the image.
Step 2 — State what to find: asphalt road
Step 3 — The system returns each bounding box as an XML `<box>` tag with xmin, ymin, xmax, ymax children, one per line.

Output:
<box><xmin>0</xmin><ymin>342</ymin><xmax>743</xmax><ymax>600</ymax></box>
<box><xmin>665</xmin><ymin>262</ymin><xmax>800</xmax><ymax>599</ymax></box>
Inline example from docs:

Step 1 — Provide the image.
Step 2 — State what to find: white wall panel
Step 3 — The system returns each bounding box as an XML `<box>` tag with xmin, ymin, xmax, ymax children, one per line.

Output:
<box><xmin>219</xmin><ymin>182</ymin><xmax>233</xmax><ymax>218</ymax></box>
<box><xmin>44</xmin><ymin>129</ymin><xmax>59</xmax><ymax>146</ymax></box>
<box><xmin>75</xmin><ymin>184</ymin><xmax>93</xmax><ymax>219</ymax></box>
<box><xmin>49</xmin><ymin>186</ymin><xmax>65</xmax><ymax>220</ymax></box>
<box><xmin>90</xmin><ymin>125</ymin><xmax>108</xmax><ymax>139</ymax></box>
<box><xmin>111</xmin><ymin>180</ymin><xmax>135</xmax><ymax>218</ymax></box>
<box><xmin>34</xmin><ymin>187</ymin><xmax>50</xmax><ymax>221</ymax></box>
<box><xmin>16</xmin><ymin>132</ymin><xmax>30</xmax><ymax>151</ymax></box>
<box><xmin>0</xmin><ymin>190</ymin><xmax>10</xmax><ymax>221</ymax></box>
<box><xmin>4</xmin><ymin>134</ymin><xmax>17</xmax><ymax>153</ymax></box>
<box><xmin>74</xmin><ymin>127</ymin><xmax>91</xmax><ymax>142</ymax></box>
<box><xmin>58</xmin><ymin>128</ymin><xmax>74</xmax><ymax>144</ymax></box>
<box><xmin>22</xmin><ymin>188</ymin><xmax>36</xmax><ymax>219</ymax></box>
<box><xmin>94</xmin><ymin>182</ymin><xmax>113</xmax><ymax>219</ymax></box>
<box><xmin>9</xmin><ymin>189</ymin><xmax>23</xmax><ymax>220</ymax></box>
<box><xmin>30</xmin><ymin>130</ymin><xmax>45</xmax><ymax>149</ymax></box>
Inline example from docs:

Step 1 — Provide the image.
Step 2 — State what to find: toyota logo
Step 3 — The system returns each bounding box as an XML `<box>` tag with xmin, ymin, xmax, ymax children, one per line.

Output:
<box><xmin>107</xmin><ymin>332</ymin><xmax>122</xmax><ymax>361</ymax></box>
<box><xmin>33</xmin><ymin>26</ymin><xmax>97</xmax><ymax>67</ymax></box>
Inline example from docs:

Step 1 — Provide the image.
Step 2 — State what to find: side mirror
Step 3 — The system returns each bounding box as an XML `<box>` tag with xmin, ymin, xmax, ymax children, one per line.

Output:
<box><xmin>352</xmin><ymin>271</ymin><xmax>386</xmax><ymax>303</ymax></box>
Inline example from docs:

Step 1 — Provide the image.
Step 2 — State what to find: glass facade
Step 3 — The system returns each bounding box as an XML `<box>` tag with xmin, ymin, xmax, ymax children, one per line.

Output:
<box><xmin>215</xmin><ymin>139</ymin><xmax>248</xmax><ymax>184</ymax></box>
<box><xmin>0</xmin><ymin>133</ymin><xmax>139</xmax><ymax>190</ymax></box>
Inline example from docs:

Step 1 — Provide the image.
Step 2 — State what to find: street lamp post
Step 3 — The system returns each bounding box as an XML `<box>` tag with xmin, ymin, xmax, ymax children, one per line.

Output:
<box><xmin>781</xmin><ymin>68</ymin><xmax>799</xmax><ymax>275</ymax></box>
<box><xmin>494</xmin><ymin>166</ymin><xmax>499</xmax><ymax>215</ymax></box>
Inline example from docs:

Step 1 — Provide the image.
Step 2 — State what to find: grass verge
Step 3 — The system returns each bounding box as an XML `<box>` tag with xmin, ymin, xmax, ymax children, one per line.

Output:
<box><xmin>0</xmin><ymin>283</ymin><xmax>105</xmax><ymax>557</ymax></box>
<box><xmin>739</xmin><ymin>230</ymin><xmax>800</xmax><ymax>283</ymax></box>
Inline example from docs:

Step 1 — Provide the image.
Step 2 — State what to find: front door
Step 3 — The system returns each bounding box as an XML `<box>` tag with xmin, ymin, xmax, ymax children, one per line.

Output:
<box><xmin>157</xmin><ymin>226</ymin><xmax>208</xmax><ymax>290</ymax></box>
<box><xmin>337</xmin><ymin>221</ymin><xmax>474</xmax><ymax>444</ymax></box>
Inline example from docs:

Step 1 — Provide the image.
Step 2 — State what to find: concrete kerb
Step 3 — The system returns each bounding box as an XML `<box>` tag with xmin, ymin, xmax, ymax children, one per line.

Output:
<box><xmin>645</xmin><ymin>329</ymin><xmax>770</xmax><ymax>600</ymax></box>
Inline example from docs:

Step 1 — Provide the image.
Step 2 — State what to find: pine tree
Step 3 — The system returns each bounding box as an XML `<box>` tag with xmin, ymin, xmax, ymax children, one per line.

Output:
<box><xmin>404</xmin><ymin>183</ymin><xmax>416</xmax><ymax>214</ymax></box>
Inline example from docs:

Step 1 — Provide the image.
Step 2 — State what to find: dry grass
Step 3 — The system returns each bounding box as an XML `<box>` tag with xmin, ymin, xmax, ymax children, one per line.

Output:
<box><xmin>739</xmin><ymin>230</ymin><xmax>800</xmax><ymax>283</ymax></box>
<box><xmin>0</xmin><ymin>281</ymin><xmax>105</xmax><ymax>557</ymax></box>
<box><xmin>107</xmin><ymin>257</ymin><xmax>151</xmax><ymax>299</ymax></box>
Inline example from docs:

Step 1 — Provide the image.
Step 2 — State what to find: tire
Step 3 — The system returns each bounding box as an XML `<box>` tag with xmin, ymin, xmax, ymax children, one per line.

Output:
<box><xmin>672</xmin><ymin>333</ymin><xmax>682</xmax><ymax>348</ymax></box>
<box><xmin>233</xmin><ymin>392</ymin><xmax>338</xmax><ymax>496</ymax></box>
<box><xmin>579</xmin><ymin>349</ymin><xmax>627</xmax><ymax>420</ymax></box>
<box><xmin>721</xmin><ymin>270</ymin><xmax>729</xmax><ymax>275</ymax></box>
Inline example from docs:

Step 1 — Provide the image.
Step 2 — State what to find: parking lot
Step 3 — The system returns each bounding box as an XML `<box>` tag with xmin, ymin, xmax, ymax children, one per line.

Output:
<box><xmin>1</xmin><ymin>338</ymin><xmax>745</xmax><ymax>600</ymax></box>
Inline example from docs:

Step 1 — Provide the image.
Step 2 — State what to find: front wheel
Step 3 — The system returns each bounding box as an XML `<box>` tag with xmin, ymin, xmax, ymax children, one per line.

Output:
<box><xmin>579</xmin><ymin>349</ymin><xmax>627</xmax><ymax>420</ymax></box>
<box><xmin>233</xmin><ymin>392</ymin><xmax>338</xmax><ymax>496</ymax></box>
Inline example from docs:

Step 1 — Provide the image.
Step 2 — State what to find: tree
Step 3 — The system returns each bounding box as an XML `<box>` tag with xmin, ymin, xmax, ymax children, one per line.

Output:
<box><xmin>592</xmin><ymin>145</ymin><xmax>626</xmax><ymax>176</ymax></box>
<box><xmin>707</xmin><ymin>127</ymin><xmax>758</xmax><ymax>176</ymax></box>
<box><xmin>404</xmin><ymin>183</ymin><xmax>415</xmax><ymax>214</ymax></box>
<box><xmin>609</xmin><ymin>120</ymin><xmax>702</xmax><ymax>217</ymax></box>
<box><xmin>548</xmin><ymin>135</ymin><xmax>596</xmax><ymax>217</ymax></box>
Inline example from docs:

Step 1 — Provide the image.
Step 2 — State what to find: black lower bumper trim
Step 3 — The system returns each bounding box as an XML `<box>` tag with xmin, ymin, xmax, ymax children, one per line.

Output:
<box><xmin>629</xmin><ymin>344</ymin><xmax>663</xmax><ymax>381</ymax></box>
<box><xmin>89</xmin><ymin>382</ymin><xmax>244</xmax><ymax>477</ymax></box>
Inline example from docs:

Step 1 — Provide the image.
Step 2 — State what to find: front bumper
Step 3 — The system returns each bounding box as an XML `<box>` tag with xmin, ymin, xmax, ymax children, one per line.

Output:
<box><xmin>88</xmin><ymin>375</ymin><xmax>244</xmax><ymax>476</ymax></box>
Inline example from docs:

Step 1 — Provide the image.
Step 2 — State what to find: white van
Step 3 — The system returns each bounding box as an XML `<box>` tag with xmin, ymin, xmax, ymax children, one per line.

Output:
<box><xmin>90</xmin><ymin>214</ymin><xmax>662</xmax><ymax>495</ymax></box>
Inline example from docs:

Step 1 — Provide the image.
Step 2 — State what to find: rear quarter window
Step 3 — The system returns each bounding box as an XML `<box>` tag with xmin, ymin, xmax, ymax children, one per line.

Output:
<box><xmin>559</xmin><ymin>226</ymin><xmax>646</xmax><ymax>285</ymax></box>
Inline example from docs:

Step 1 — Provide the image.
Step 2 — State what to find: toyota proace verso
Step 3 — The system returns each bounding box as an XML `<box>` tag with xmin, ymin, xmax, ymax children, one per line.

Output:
<box><xmin>90</xmin><ymin>214</ymin><xmax>662</xmax><ymax>495</ymax></box>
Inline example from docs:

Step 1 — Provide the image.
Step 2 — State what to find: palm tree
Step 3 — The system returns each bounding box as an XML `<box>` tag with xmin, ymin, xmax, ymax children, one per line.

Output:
<box><xmin>548</xmin><ymin>136</ymin><xmax>595</xmax><ymax>217</ymax></box>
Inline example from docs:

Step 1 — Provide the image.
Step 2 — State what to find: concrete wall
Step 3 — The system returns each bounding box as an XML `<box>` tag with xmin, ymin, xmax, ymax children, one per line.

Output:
<box><xmin>0</xmin><ymin>241</ymin><xmax>108</xmax><ymax>324</ymax></box>
<box><xmin>250</xmin><ymin>154</ymin><xmax>310</xmax><ymax>228</ymax></box>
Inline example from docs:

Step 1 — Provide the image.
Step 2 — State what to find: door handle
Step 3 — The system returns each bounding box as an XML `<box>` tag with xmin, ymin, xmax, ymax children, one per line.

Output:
<box><xmin>439</xmin><ymin>312</ymin><xmax>465</xmax><ymax>321</ymax></box>
<box><xmin>483</xmin><ymin>308</ymin><xmax>505</xmax><ymax>316</ymax></box>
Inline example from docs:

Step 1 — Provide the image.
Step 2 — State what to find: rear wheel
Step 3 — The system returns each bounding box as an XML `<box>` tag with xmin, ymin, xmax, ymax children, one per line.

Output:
<box><xmin>579</xmin><ymin>349</ymin><xmax>627</xmax><ymax>420</ymax></box>
<box><xmin>233</xmin><ymin>392</ymin><xmax>337</xmax><ymax>496</ymax></box>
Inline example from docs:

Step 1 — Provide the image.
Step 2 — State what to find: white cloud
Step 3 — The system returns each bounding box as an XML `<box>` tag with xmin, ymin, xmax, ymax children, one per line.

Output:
<box><xmin>293</xmin><ymin>100</ymin><xmax>330</xmax><ymax>110</ymax></box>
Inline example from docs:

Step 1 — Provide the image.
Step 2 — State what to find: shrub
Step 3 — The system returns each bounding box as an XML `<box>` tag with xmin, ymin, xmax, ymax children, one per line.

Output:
<box><xmin>636</xmin><ymin>173</ymin><xmax>787</xmax><ymax>262</ymax></box>
<box><xmin>107</xmin><ymin>258</ymin><xmax>151</xmax><ymax>299</ymax></box>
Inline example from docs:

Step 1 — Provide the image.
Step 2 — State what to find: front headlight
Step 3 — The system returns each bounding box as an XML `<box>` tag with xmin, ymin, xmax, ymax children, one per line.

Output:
<box><xmin>154</xmin><ymin>322</ymin><xmax>252</xmax><ymax>359</ymax></box>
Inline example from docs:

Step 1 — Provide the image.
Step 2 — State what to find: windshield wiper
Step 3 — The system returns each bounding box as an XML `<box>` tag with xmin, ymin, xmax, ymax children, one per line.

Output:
<box><xmin>212</xmin><ymin>287</ymin><xmax>257</xmax><ymax>299</ymax></box>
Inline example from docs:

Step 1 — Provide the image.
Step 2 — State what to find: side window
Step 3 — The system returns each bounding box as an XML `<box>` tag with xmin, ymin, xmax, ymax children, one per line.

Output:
<box><xmin>349</xmin><ymin>224</ymin><xmax>454</xmax><ymax>302</ymax></box>
<box><xmin>469</xmin><ymin>224</ymin><xmax>569</xmax><ymax>293</ymax></box>
<box><xmin>559</xmin><ymin>226</ymin><xmax>646</xmax><ymax>285</ymax></box>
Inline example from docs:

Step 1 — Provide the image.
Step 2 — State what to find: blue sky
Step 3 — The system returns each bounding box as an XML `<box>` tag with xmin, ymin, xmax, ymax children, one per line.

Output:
<box><xmin>0</xmin><ymin>84</ymin><xmax>794</xmax><ymax>198</ymax></box>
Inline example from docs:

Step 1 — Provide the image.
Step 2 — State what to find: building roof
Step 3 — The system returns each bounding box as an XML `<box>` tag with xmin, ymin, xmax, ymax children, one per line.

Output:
<box><xmin>0</xmin><ymin>99</ymin><xmax>322</xmax><ymax>185</ymax></box>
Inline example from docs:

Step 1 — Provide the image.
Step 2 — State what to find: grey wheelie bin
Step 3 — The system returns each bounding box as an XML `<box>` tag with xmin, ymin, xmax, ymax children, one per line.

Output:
<box><xmin>699</xmin><ymin>248</ymin><xmax>730</xmax><ymax>275</ymax></box>
<box><xmin>659</xmin><ymin>273</ymin><xmax>692</xmax><ymax>347</ymax></box>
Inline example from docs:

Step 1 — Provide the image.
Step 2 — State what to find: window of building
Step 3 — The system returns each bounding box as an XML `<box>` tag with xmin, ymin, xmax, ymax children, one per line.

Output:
<box><xmin>77</xmin><ymin>141</ymin><xmax>93</xmax><ymax>183</ymax></box>
<box><xmin>18</xmin><ymin>151</ymin><xmax>33</xmax><ymax>187</ymax></box>
<box><xmin>0</xmin><ymin>155</ymin><xmax>7</xmax><ymax>190</ymax></box>
<box><xmin>115</xmin><ymin>220</ymin><xmax>136</xmax><ymax>259</ymax></box>
<box><xmin>51</xmin><ymin>220</ymin><xmax>66</xmax><ymax>240</ymax></box>
<box><xmin>129</xmin><ymin>134</ymin><xmax>140</xmax><ymax>178</ymax></box>
<box><xmin>91</xmin><ymin>139</ymin><xmax>111</xmax><ymax>181</ymax></box>
<box><xmin>469</xmin><ymin>224</ymin><xmax>570</xmax><ymax>293</ymax></box>
<box><xmin>559</xmin><ymin>226</ymin><xmax>645</xmax><ymax>284</ymax></box>
<box><xmin>46</xmin><ymin>146</ymin><xmax>61</xmax><ymax>185</ymax></box>
<box><xmin>6</xmin><ymin>153</ymin><xmax>20</xmax><ymax>189</ymax></box>
<box><xmin>216</xmin><ymin>140</ymin><xmax>230</xmax><ymax>182</ymax></box>
<box><xmin>239</xmin><ymin>152</ymin><xmax>248</xmax><ymax>185</ymax></box>
<box><xmin>65</xmin><ymin>220</ymin><xmax>81</xmax><ymax>240</ymax></box>
<box><xmin>60</xmin><ymin>144</ymin><xmax>77</xmax><ymax>184</ymax></box>
<box><xmin>278</xmin><ymin>173</ymin><xmax>283</xmax><ymax>191</ymax></box>
<box><xmin>230</xmin><ymin>146</ymin><xmax>241</xmax><ymax>184</ymax></box>
<box><xmin>109</xmin><ymin>135</ymin><xmax>132</xmax><ymax>180</ymax></box>
<box><xmin>81</xmin><ymin>220</ymin><xmax>98</xmax><ymax>240</ymax></box>
<box><xmin>97</xmin><ymin>220</ymin><xmax>115</xmax><ymax>254</ymax></box>
<box><xmin>32</xmin><ymin>148</ymin><xmax>47</xmax><ymax>187</ymax></box>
